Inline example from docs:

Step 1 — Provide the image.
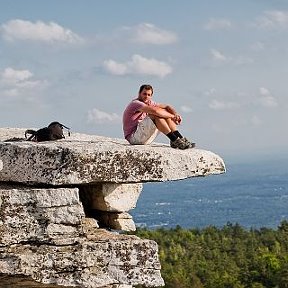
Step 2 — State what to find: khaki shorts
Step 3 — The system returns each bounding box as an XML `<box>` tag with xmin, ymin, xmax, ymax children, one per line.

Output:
<box><xmin>129</xmin><ymin>117</ymin><xmax>159</xmax><ymax>145</ymax></box>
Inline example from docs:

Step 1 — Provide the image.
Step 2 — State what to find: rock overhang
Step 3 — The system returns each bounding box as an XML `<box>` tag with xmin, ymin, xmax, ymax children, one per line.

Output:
<box><xmin>0</xmin><ymin>128</ymin><xmax>226</xmax><ymax>287</ymax></box>
<box><xmin>0</xmin><ymin>128</ymin><xmax>226</xmax><ymax>185</ymax></box>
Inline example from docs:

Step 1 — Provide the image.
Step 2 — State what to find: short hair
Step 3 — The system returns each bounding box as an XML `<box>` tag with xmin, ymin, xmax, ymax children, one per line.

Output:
<box><xmin>139</xmin><ymin>84</ymin><xmax>153</xmax><ymax>94</ymax></box>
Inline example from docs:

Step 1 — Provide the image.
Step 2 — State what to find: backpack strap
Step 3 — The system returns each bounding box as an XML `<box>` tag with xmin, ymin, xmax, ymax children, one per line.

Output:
<box><xmin>25</xmin><ymin>129</ymin><xmax>38</xmax><ymax>141</ymax></box>
<box><xmin>48</xmin><ymin>122</ymin><xmax>71</xmax><ymax>135</ymax></box>
<box><xmin>62</xmin><ymin>124</ymin><xmax>71</xmax><ymax>137</ymax></box>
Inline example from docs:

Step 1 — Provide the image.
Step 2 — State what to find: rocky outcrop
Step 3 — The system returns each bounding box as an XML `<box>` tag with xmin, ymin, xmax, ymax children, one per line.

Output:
<box><xmin>0</xmin><ymin>186</ymin><xmax>84</xmax><ymax>246</ymax></box>
<box><xmin>0</xmin><ymin>128</ymin><xmax>226</xmax><ymax>287</ymax></box>
<box><xmin>0</xmin><ymin>185</ymin><xmax>162</xmax><ymax>288</ymax></box>
<box><xmin>0</xmin><ymin>128</ymin><xmax>225</xmax><ymax>185</ymax></box>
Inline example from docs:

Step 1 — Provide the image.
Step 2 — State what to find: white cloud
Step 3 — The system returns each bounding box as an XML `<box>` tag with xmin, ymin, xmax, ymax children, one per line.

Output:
<box><xmin>0</xmin><ymin>67</ymin><xmax>48</xmax><ymax>98</ymax></box>
<box><xmin>204</xmin><ymin>18</ymin><xmax>232</xmax><ymax>30</ymax></box>
<box><xmin>1</xmin><ymin>67</ymin><xmax>33</xmax><ymax>84</ymax></box>
<box><xmin>207</xmin><ymin>88</ymin><xmax>278</xmax><ymax>111</ymax></box>
<box><xmin>87</xmin><ymin>108</ymin><xmax>120</xmax><ymax>124</ymax></box>
<box><xmin>130</xmin><ymin>23</ymin><xmax>177</xmax><ymax>45</ymax></box>
<box><xmin>103</xmin><ymin>54</ymin><xmax>172</xmax><ymax>78</ymax></box>
<box><xmin>258</xmin><ymin>87</ymin><xmax>278</xmax><ymax>107</ymax></box>
<box><xmin>102</xmin><ymin>60</ymin><xmax>128</xmax><ymax>76</ymax></box>
<box><xmin>209</xmin><ymin>49</ymin><xmax>254</xmax><ymax>66</ymax></box>
<box><xmin>255</xmin><ymin>10</ymin><xmax>288</xmax><ymax>29</ymax></box>
<box><xmin>0</xmin><ymin>19</ymin><xmax>83</xmax><ymax>44</ymax></box>
<box><xmin>210</xmin><ymin>49</ymin><xmax>228</xmax><ymax>62</ymax></box>
<box><xmin>204</xmin><ymin>88</ymin><xmax>217</xmax><ymax>97</ymax></box>
<box><xmin>180</xmin><ymin>105</ymin><xmax>193</xmax><ymax>113</ymax></box>
<box><xmin>209</xmin><ymin>99</ymin><xmax>239</xmax><ymax>110</ymax></box>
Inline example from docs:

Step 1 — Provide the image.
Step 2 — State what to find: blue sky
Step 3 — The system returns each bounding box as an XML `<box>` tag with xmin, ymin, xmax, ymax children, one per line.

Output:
<box><xmin>0</xmin><ymin>0</ymin><xmax>287</xmax><ymax>159</ymax></box>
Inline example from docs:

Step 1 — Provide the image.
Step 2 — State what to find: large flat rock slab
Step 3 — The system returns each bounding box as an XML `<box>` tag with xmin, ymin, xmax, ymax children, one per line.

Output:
<box><xmin>0</xmin><ymin>185</ymin><xmax>85</xmax><ymax>246</ymax></box>
<box><xmin>0</xmin><ymin>128</ymin><xmax>225</xmax><ymax>185</ymax></box>
<box><xmin>0</xmin><ymin>184</ymin><xmax>164</xmax><ymax>287</ymax></box>
<box><xmin>1</xmin><ymin>228</ymin><xmax>164</xmax><ymax>288</ymax></box>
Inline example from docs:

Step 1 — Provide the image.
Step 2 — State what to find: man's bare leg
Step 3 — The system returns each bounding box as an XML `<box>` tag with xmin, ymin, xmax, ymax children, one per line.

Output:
<box><xmin>152</xmin><ymin>117</ymin><xmax>175</xmax><ymax>135</ymax></box>
<box><xmin>148</xmin><ymin>116</ymin><xmax>191</xmax><ymax>149</ymax></box>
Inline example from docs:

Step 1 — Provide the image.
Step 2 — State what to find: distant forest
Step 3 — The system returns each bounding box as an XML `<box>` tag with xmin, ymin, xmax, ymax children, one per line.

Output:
<box><xmin>133</xmin><ymin>221</ymin><xmax>288</xmax><ymax>288</ymax></box>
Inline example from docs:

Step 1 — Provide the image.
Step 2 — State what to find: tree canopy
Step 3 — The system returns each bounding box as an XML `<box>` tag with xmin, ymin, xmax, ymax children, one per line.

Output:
<box><xmin>133</xmin><ymin>221</ymin><xmax>288</xmax><ymax>288</ymax></box>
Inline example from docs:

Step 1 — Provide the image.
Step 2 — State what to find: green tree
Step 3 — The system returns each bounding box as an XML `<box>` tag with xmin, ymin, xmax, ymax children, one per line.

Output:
<box><xmin>133</xmin><ymin>222</ymin><xmax>288</xmax><ymax>288</ymax></box>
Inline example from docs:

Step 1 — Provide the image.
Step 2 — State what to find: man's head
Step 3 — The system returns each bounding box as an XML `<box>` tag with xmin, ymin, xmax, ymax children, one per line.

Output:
<box><xmin>138</xmin><ymin>84</ymin><xmax>153</xmax><ymax>104</ymax></box>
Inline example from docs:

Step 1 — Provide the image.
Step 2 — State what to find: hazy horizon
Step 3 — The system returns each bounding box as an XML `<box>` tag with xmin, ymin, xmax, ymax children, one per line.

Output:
<box><xmin>1</xmin><ymin>0</ymin><xmax>287</xmax><ymax>159</ymax></box>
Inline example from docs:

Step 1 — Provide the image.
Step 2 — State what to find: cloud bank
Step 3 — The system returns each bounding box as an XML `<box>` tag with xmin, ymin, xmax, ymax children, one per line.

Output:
<box><xmin>87</xmin><ymin>108</ymin><xmax>120</xmax><ymax>124</ymax></box>
<box><xmin>103</xmin><ymin>54</ymin><xmax>172</xmax><ymax>78</ymax></box>
<box><xmin>0</xmin><ymin>19</ymin><xmax>83</xmax><ymax>44</ymax></box>
<box><xmin>209</xmin><ymin>49</ymin><xmax>254</xmax><ymax>66</ymax></box>
<box><xmin>0</xmin><ymin>67</ymin><xmax>48</xmax><ymax>98</ymax></box>
<box><xmin>131</xmin><ymin>23</ymin><xmax>178</xmax><ymax>45</ymax></box>
<box><xmin>255</xmin><ymin>10</ymin><xmax>288</xmax><ymax>29</ymax></box>
<box><xmin>258</xmin><ymin>87</ymin><xmax>278</xmax><ymax>107</ymax></box>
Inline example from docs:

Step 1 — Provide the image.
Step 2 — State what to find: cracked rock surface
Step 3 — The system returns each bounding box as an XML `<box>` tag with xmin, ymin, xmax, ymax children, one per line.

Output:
<box><xmin>0</xmin><ymin>186</ymin><xmax>163</xmax><ymax>288</ymax></box>
<box><xmin>0</xmin><ymin>128</ymin><xmax>226</xmax><ymax>287</ymax></box>
<box><xmin>0</xmin><ymin>128</ymin><xmax>225</xmax><ymax>185</ymax></box>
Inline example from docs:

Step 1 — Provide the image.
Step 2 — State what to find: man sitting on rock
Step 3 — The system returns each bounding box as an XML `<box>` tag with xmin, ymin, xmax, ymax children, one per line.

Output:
<box><xmin>122</xmin><ymin>84</ymin><xmax>195</xmax><ymax>149</ymax></box>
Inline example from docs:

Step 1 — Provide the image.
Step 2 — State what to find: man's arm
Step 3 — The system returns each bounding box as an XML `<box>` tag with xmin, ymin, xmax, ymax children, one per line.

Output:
<box><xmin>157</xmin><ymin>103</ymin><xmax>182</xmax><ymax>124</ymax></box>
<box><xmin>139</xmin><ymin>105</ymin><xmax>175</xmax><ymax>119</ymax></box>
<box><xmin>157</xmin><ymin>103</ymin><xmax>177</xmax><ymax>115</ymax></box>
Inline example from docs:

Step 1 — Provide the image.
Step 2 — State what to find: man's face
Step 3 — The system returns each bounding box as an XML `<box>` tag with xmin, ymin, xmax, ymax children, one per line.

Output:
<box><xmin>138</xmin><ymin>89</ymin><xmax>153</xmax><ymax>104</ymax></box>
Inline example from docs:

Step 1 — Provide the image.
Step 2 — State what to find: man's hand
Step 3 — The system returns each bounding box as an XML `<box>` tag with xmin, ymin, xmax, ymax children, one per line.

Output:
<box><xmin>174</xmin><ymin>114</ymin><xmax>182</xmax><ymax>125</ymax></box>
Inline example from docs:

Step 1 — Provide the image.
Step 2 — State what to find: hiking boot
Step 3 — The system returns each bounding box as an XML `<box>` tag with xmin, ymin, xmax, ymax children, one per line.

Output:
<box><xmin>183</xmin><ymin>137</ymin><xmax>196</xmax><ymax>148</ymax></box>
<box><xmin>170</xmin><ymin>138</ymin><xmax>190</xmax><ymax>149</ymax></box>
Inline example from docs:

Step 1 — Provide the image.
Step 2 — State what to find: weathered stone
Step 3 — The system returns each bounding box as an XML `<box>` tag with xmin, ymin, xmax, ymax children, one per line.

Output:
<box><xmin>82</xmin><ymin>217</ymin><xmax>99</xmax><ymax>230</ymax></box>
<box><xmin>0</xmin><ymin>229</ymin><xmax>164</xmax><ymax>288</ymax></box>
<box><xmin>80</xmin><ymin>183</ymin><xmax>143</xmax><ymax>212</ymax></box>
<box><xmin>0</xmin><ymin>274</ymin><xmax>76</xmax><ymax>287</ymax></box>
<box><xmin>0</xmin><ymin>127</ymin><xmax>226</xmax><ymax>287</ymax></box>
<box><xmin>0</xmin><ymin>184</ymin><xmax>164</xmax><ymax>287</ymax></box>
<box><xmin>0</xmin><ymin>276</ymin><xmax>132</xmax><ymax>288</ymax></box>
<box><xmin>96</xmin><ymin>212</ymin><xmax>136</xmax><ymax>232</ymax></box>
<box><xmin>0</xmin><ymin>128</ymin><xmax>225</xmax><ymax>185</ymax></box>
<box><xmin>0</xmin><ymin>186</ymin><xmax>85</xmax><ymax>246</ymax></box>
<box><xmin>101</xmin><ymin>286</ymin><xmax>133</xmax><ymax>288</ymax></box>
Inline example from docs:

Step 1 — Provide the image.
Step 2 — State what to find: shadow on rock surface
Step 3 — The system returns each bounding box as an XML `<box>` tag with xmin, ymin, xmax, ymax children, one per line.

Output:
<box><xmin>0</xmin><ymin>274</ymin><xmax>75</xmax><ymax>288</ymax></box>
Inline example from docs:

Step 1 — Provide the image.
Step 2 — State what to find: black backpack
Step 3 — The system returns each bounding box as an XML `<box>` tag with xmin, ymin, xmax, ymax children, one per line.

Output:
<box><xmin>25</xmin><ymin>122</ymin><xmax>70</xmax><ymax>142</ymax></box>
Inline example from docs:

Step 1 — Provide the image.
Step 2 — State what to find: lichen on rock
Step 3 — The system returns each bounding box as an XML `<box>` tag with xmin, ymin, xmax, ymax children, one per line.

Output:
<box><xmin>0</xmin><ymin>128</ymin><xmax>226</xmax><ymax>287</ymax></box>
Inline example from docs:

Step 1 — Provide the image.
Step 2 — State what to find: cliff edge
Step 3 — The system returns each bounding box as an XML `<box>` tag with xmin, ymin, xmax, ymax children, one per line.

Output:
<box><xmin>0</xmin><ymin>128</ymin><xmax>225</xmax><ymax>185</ymax></box>
<box><xmin>0</xmin><ymin>128</ymin><xmax>226</xmax><ymax>288</ymax></box>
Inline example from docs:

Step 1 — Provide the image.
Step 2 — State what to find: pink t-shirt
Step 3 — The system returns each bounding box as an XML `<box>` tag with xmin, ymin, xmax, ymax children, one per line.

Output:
<box><xmin>123</xmin><ymin>99</ymin><xmax>157</xmax><ymax>141</ymax></box>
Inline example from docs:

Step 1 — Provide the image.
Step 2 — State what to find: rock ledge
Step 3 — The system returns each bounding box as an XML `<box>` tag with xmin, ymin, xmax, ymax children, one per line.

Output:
<box><xmin>0</xmin><ymin>128</ymin><xmax>225</xmax><ymax>185</ymax></box>
<box><xmin>0</xmin><ymin>128</ymin><xmax>226</xmax><ymax>288</ymax></box>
